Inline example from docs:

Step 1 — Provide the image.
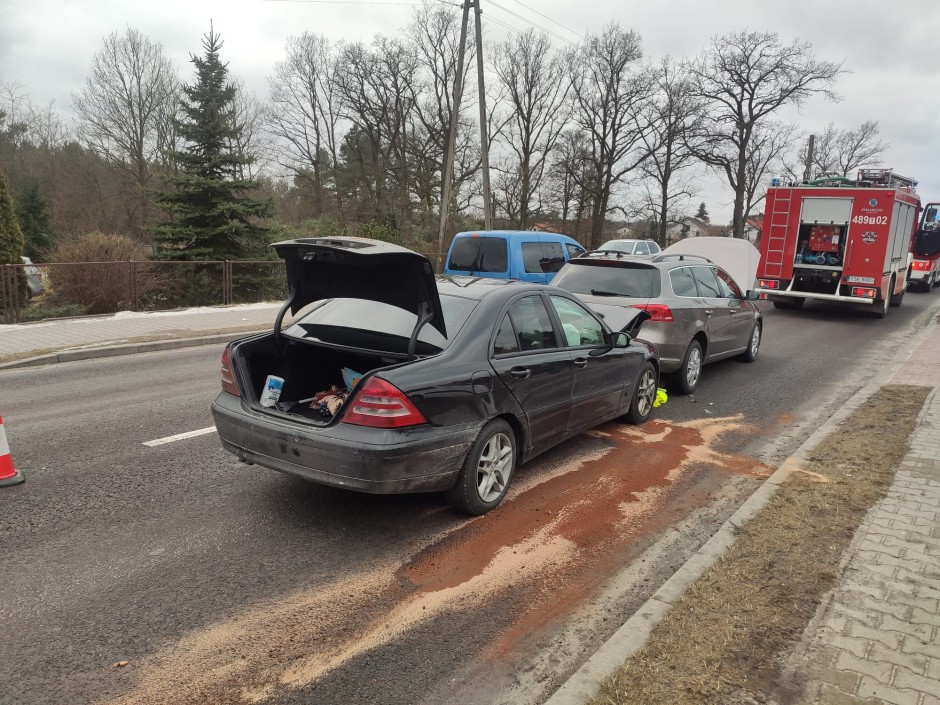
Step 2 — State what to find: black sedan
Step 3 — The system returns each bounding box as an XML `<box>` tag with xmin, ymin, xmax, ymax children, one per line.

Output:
<box><xmin>211</xmin><ymin>237</ymin><xmax>659</xmax><ymax>515</ymax></box>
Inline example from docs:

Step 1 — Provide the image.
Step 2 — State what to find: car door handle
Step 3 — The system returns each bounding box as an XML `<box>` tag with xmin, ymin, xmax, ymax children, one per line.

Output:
<box><xmin>572</xmin><ymin>357</ymin><xmax>588</xmax><ymax>368</ymax></box>
<box><xmin>729</xmin><ymin>307</ymin><xmax>740</xmax><ymax>313</ymax></box>
<box><xmin>509</xmin><ymin>366</ymin><xmax>531</xmax><ymax>379</ymax></box>
<box><xmin>704</xmin><ymin>309</ymin><xmax>714</xmax><ymax>317</ymax></box>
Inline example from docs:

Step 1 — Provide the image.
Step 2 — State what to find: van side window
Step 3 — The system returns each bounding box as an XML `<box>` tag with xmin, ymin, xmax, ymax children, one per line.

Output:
<box><xmin>493</xmin><ymin>314</ymin><xmax>520</xmax><ymax>355</ymax></box>
<box><xmin>522</xmin><ymin>242</ymin><xmax>546</xmax><ymax>273</ymax></box>
<box><xmin>566</xmin><ymin>243</ymin><xmax>586</xmax><ymax>260</ymax></box>
<box><xmin>634</xmin><ymin>241</ymin><xmax>650</xmax><ymax>255</ymax></box>
<box><xmin>507</xmin><ymin>296</ymin><xmax>558</xmax><ymax>351</ymax></box>
<box><xmin>540</xmin><ymin>242</ymin><xmax>565</xmax><ymax>272</ymax></box>
<box><xmin>447</xmin><ymin>237</ymin><xmax>508</xmax><ymax>273</ymax></box>
<box><xmin>670</xmin><ymin>267</ymin><xmax>698</xmax><ymax>297</ymax></box>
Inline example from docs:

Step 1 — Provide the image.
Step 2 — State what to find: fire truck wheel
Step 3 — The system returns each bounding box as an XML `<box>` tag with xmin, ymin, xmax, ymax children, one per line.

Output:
<box><xmin>872</xmin><ymin>280</ymin><xmax>893</xmax><ymax>319</ymax></box>
<box><xmin>670</xmin><ymin>340</ymin><xmax>703</xmax><ymax>394</ymax></box>
<box><xmin>890</xmin><ymin>285</ymin><xmax>904</xmax><ymax>307</ymax></box>
<box><xmin>739</xmin><ymin>321</ymin><xmax>761</xmax><ymax>363</ymax></box>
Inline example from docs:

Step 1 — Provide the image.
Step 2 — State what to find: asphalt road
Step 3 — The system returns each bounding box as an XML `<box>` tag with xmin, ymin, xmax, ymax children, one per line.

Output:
<box><xmin>2</xmin><ymin>290</ymin><xmax>938</xmax><ymax>705</ymax></box>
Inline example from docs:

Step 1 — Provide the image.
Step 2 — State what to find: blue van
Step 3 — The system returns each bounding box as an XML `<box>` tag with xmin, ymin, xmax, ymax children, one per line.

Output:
<box><xmin>444</xmin><ymin>230</ymin><xmax>586</xmax><ymax>284</ymax></box>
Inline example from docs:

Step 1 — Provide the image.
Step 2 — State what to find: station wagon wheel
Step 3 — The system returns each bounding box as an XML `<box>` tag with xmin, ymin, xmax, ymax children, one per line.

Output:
<box><xmin>446</xmin><ymin>419</ymin><xmax>516</xmax><ymax>516</ymax></box>
<box><xmin>671</xmin><ymin>340</ymin><xmax>703</xmax><ymax>395</ymax></box>
<box><xmin>623</xmin><ymin>361</ymin><xmax>657</xmax><ymax>425</ymax></box>
<box><xmin>739</xmin><ymin>320</ymin><xmax>761</xmax><ymax>363</ymax></box>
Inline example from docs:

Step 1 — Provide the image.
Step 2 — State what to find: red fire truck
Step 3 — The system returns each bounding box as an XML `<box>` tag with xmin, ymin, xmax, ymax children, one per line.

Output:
<box><xmin>909</xmin><ymin>202</ymin><xmax>940</xmax><ymax>291</ymax></box>
<box><xmin>756</xmin><ymin>169</ymin><xmax>921</xmax><ymax>318</ymax></box>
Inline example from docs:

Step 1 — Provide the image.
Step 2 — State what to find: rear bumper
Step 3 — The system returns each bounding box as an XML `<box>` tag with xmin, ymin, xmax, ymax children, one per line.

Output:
<box><xmin>211</xmin><ymin>392</ymin><xmax>479</xmax><ymax>494</ymax></box>
<box><xmin>758</xmin><ymin>289</ymin><xmax>875</xmax><ymax>305</ymax></box>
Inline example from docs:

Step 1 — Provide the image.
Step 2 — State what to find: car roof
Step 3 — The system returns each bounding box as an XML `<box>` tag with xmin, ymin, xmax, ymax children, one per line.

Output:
<box><xmin>436</xmin><ymin>274</ymin><xmax>542</xmax><ymax>300</ymax></box>
<box><xmin>451</xmin><ymin>230</ymin><xmax>582</xmax><ymax>245</ymax></box>
<box><xmin>568</xmin><ymin>252</ymin><xmax>714</xmax><ymax>270</ymax></box>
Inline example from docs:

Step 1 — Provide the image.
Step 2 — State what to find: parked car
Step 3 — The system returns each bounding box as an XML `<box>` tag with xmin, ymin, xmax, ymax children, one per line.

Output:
<box><xmin>551</xmin><ymin>251</ymin><xmax>762</xmax><ymax>394</ymax></box>
<box><xmin>596</xmin><ymin>239</ymin><xmax>663</xmax><ymax>257</ymax></box>
<box><xmin>21</xmin><ymin>256</ymin><xmax>44</xmax><ymax>299</ymax></box>
<box><xmin>444</xmin><ymin>230</ymin><xmax>586</xmax><ymax>283</ymax></box>
<box><xmin>212</xmin><ymin>237</ymin><xmax>658</xmax><ymax>515</ymax></box>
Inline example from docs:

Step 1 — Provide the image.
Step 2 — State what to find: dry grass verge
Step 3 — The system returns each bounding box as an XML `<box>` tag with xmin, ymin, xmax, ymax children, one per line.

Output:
<box><xmin>593</xmin><ymin>384</ymin><xmax>929</xmax><ymax>705</ymax></box>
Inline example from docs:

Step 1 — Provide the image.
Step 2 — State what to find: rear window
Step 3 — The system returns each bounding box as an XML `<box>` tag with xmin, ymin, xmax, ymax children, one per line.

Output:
<box><xmin>552</xmin><ymin>261</ymin><xmax>660</xmax><ymax>298</ymax></box>
<box><xmin>522</xmin><ymin>241</ymin><xmax>566</xmax><ymax>273</ymax></box>
<box><xmin>447</xmin><ymin>237</ymin><xmax>508</xmax><ymax>273</ymax></box>
<box><xmin>284</xmin><ymin>294</ymin><xmax>477</xmax><ymax>354</ymax></box>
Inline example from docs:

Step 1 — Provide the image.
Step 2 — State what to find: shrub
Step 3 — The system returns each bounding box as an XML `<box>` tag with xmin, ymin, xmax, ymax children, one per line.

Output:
<box><xmin>50</xmin><ymin>233</ymin><xmax>149</xmax><ymax>314</ymax></box>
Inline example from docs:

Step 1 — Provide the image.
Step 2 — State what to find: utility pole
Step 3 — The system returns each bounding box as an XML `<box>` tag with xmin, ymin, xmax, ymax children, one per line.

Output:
<box><xmin>803</xmin><ymin>134</ymin><xmax>816</xmax><ymax>183</ymax></box>
<box><xmin>474</xmin><ymin>0</ymin><xmax>493</xmax><ymax>230</ymax></box>
<box><xmin>436</xmin><ymin>0</ymin><xmax>471</xmax><ymax>273</ymax></box>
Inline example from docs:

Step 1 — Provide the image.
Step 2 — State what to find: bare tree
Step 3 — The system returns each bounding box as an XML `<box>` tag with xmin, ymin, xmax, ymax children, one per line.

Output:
<box><xmin>406</xmin><ymin>1</ymin><xmax>478</xmax><ymax>221</ymax></box>
<box><xmin>546</xmin><ymin>129</ymin><xmax>594</xmax><ymax>241</ymax></box>
<box><xmin>569</xmin><ymin>23</ymin><xmax>653</xmax><ymax>248</ymax></box>
<box><xmin>266</xmin><ymin>32</ymin><xmax>344</xmax><ymax>217</ymax></box>
<box><xmin>491</xmin><ymin>29</ymin><xmax>569</xmax><ymax>228</ymax></box>
<box><xmin>742</xmin><ymin>120</ymin><xmax>798</xmax><ymax>219</ymax></box>
<box><xmin>687</xmin><ymin>31</ymin><xmax>843</xmax><ymax>237</ymax></box>
<box><xmin>809</xmin><ymin>120</ymin><xmax>888</xmax><ymax>178</ymax></box>
<box><xmin>638</xmin><ymin>58</ymin><xmax>703</xmax><ymax>245</ymax></box>
<box><xmin>228</xmin><ymin>79</ymin><xmax>268</xmax><ymax>180</ymax></box>
<box><xmin>73</xmin><ymin>27</ymin><xmax>178</xmax><ymax>234</ymax></box>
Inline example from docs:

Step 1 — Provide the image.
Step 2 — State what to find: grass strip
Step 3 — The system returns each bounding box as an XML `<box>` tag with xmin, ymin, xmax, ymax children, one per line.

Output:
<box><xmin>593</xmin><ymin>384</ymin><xmax>929</xmax><ymax>705</ymax></box>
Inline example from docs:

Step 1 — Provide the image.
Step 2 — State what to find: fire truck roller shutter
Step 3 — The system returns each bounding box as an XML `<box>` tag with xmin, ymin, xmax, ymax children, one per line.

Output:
<box><xmin>800</xmin><ymin>197</ymin><xmax>854</xmax><ymax>225</ymax></box>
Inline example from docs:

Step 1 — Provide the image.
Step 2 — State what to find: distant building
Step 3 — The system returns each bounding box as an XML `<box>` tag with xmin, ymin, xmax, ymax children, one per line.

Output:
<box><xmin>665</xmin><ymin>216</ymin><xmax>711</xmax><ymax>244</ymax></box>
<box><xmin>743</xmin><ymin>215</ymin><xmax>763</xmax><ymax>245</ymax></box>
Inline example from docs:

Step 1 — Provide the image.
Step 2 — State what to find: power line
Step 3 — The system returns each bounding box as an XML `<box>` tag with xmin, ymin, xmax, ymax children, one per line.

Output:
<box><xmin>487</xmin><ymin>1</ymin><xmax>577</xmax><ymax>46</ymax></box>
<box><xmin>506</xmin><ymin>0</ymin><xmax>582</xmax><ymax>40</ymax></box>
<box><xmin>261</xmin><ymin>0</ymin><xmax>427</xmax><ymax>5</ymax></box>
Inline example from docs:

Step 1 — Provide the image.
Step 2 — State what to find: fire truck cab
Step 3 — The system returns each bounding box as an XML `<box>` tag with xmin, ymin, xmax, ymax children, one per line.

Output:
<box><xmin>756</xmin><ymin>169</ymin><xmax>921</xmax><ymax>318</ymax></box>
<box><xmin>909</xmin><ymin>202</ymin><xmax>940</xmax><ymax>291</ymax></box>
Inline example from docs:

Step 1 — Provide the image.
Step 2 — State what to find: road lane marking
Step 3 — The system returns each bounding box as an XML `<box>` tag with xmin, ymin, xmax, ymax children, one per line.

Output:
<box><xmin>143</xmin><ymin>427</ymin><xmax>217</xmax><ymax>447</ymax></box>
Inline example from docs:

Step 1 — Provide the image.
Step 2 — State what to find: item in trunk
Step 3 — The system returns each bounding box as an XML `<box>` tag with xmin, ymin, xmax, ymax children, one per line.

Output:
<box><xmin>310</xmin><ymin>385</ymin><xmax>350</xmax><ymax>417</ymax></box>
<box><xmin>259</xmin><ymin>375</ymin><xmax>285</xmax><ymax>408</ymax></box>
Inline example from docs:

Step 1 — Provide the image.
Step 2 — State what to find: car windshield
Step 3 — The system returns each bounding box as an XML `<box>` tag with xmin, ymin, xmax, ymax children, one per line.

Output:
<box><xmin>552</xmin><ymin>262</ymin><xmax>660</xmax><ymax>298</ymax></box>
<box><xmin>284</xmin><ymin>294</ymin><xmax>477</xmax><ymax>353</ymax></box>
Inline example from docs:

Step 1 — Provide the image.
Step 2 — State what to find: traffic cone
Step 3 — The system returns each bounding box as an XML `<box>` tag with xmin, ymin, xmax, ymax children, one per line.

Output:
<box><xmin>0</xmin><ymin>415</ymin><xmax>24</xmax><ymax>487</ymax></box>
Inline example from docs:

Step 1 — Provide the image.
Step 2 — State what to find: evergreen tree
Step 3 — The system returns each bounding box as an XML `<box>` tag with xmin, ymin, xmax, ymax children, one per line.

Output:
<box><xmin>15</xmin><ymin>180</ymin><xmax>55</xmax><ymax>260</ymax></box>
<box><xmin>154</xmin><ymin>26</ymin><xmax>271</xmax><ymax>260</ymax></box>
<box><xmin>0</xmin><ymin>167</ymin><xmax>27</xmax><ymax>310</ymax></box>
<box><xmin>695</xmin><ymin>202</ymin><xmax>710</xmax><ymax>223</ymax></box>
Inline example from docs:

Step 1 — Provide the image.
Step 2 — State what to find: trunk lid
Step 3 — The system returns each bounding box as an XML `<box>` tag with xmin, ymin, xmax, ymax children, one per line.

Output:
<box><xmin>272</xmin><ymin>237</ymin><xmax>447</xmax><ymax>339</ymax></box>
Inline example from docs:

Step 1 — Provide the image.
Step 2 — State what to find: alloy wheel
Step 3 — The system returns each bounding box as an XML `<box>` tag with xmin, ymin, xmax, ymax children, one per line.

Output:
<box><xmin>749</xmin><ymin>324</ymin><xmax>761</xmax><ymax>358</ymax></box>
<box><xmin>686</xmin><ymin>346</ymin><xmax>702</xmax><ymax>389</ymax></box>
<box><xmin>476</xmin><ymin>432</ymin><xmax>513</xmax><ymax>503</ymax></box>
<box><xmin>636</xmin><ymin>367</ymin><xmax>657</xmax><ymax>417</ymax></box>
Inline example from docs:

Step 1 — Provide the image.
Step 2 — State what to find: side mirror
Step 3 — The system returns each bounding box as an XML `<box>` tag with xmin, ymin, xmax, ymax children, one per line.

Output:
<box><xmin>589</xmin><ymin>331</ymin><xmax>630</xmax><ymax>356</ymax></box>
<box><xmin>745</xmin><ymin>290</ymin><xmax>760</xmax><ymax>301</ymax></box>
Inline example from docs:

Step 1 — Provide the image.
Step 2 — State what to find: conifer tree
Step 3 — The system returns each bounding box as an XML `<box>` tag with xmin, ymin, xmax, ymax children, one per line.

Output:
<box><xmin>154</xmin><ymin>26</ymin><xmax>271</xmax><ymax>260</ymax></box>
<box><xmin>695</xmin><ymin>202</ymin><xmax>710</xmax><ymax>223</ymax></box>
<box><xmin>0</xmin><ymin>167</ymin><xmax>27</xmax><ymax>310</ymax></box>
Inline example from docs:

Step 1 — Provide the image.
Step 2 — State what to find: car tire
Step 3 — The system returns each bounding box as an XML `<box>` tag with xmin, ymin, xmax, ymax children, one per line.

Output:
<box><xmin>670</xmin><ymin>339</ymin><xmax>703</xmax><ymax>395</ymax></box>
<box><xmin>623</xmin><ymin>361</ymin><xmax>657</xmax><ymax>425</ymax></box>
<box><xmin>739</xmin><ymin>320</ymin><xmax>761</xmax><ymax>362</ymax></box>
<box><xmin>872</xmin><ymin>278</ymin><xmax>893</xmax><ymax>319</ymax></box>
<box><xmin>446</xmin><ymin>419</ymin><xmax>516</xmax><ymax>516</ymax></box>
<box><xmin>890</xmin><ymin>281</ymin><xmax>904</xmax><ymax>307</ymax></box>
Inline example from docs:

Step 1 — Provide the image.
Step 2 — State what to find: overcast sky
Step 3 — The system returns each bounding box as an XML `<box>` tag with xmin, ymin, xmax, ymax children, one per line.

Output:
<box><xmin>2</xmin><ymin>0</ymin><xmax>939</xmax><ymax>225</ymax></box>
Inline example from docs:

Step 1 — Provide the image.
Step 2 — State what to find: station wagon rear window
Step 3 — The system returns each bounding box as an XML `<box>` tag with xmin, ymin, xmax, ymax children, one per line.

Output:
<box><xmin>447</xmin><ymin>237</ymin><xmax>508</xmax><ymax>273</ymax></box>
<box><xmin>552</xmin><ymin>262</ymin><xmax>660</xmax><ymax>298</ymax></box>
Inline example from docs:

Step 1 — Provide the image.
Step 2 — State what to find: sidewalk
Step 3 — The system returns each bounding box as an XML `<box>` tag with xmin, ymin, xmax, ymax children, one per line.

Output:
<box><xmin>548</xmin><ymin>318</ymin><xmax>940</xmax><ymax>705</ymax></box>
<box><xmin>0</xmin><ymin>303</ymin><xmax>280</xmax><ymax>368</ymax></box>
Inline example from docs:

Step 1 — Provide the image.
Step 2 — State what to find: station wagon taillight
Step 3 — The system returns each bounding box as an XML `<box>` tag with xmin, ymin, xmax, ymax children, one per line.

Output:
<box><xmin>342</xmin><ymin>377</ymin><xmax>427</xmax><ymax>428</ymax></box>
<box><xmin>630</xmin><ymin>303</ymin><xmax>674</xmax><ymax>322</ymax></box>
<box><xmin>220</xmin><ymin>346</ymin><xmax>240</xmax><ymax>397</ymax></box>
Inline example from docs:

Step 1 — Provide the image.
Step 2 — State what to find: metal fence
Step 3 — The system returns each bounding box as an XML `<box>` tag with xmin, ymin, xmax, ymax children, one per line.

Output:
<box><xmin>1</xmin><ymin>260</ymin><xmax>290</xmax><ymax>324</ymax></box>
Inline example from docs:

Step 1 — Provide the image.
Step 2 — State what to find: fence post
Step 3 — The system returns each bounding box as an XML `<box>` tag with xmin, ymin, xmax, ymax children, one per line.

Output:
<box><xmin>129</xmin><ymin>260</ymin><xmax>138</xmax><ymax>311</ymax></box>
<box><xmin>224</xmin><ymin>260</ymin><xmax>232</xmax><ymax>305</ymax></box>
<box><xmin>1</xmin><ymin>265</ymin><xmax>10</xmax><ymax>324</ymax></box>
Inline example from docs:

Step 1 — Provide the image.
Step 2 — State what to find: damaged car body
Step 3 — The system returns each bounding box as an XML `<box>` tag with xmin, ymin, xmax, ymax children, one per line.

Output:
<box><xmin>211</xmin><ymin>237</ymin><xmax>659</xmax><ymax>515</ymax></box>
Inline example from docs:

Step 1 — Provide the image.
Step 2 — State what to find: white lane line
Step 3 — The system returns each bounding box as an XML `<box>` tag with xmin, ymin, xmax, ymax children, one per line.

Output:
<box><xmin>143</xmin><ymin>427</ymin><xmax>217</xmax><ymax>447</ymax></box>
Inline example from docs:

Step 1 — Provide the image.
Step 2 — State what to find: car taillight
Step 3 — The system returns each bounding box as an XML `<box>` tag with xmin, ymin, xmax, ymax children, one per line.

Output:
<box><xmin>851</xmin><ymin>287</ymin><xmax>877</xmax><ymax>298</ymax></box>
<box><xmin>342</xmin><ymin>377</ymin><xmax>427</xmax><ymax>428</ymax></box>
<box><xmin>630</xmin><ymin>303</ymin><xmax>674</xmax><ymax>322</ymax></box>
<box><xmin>913</xmin><ymin>260</ymin><xmax>927</xmax><ymax>271</ymax></box>
<box><xmin>758</xmin><ymin>279</ymin><xmax>779</xmax><ymax>289</ymax></box>
<box><xmin>220</xmin><ymin>346</ymin><xmax>240</xmax><ymax>397</ymax></box>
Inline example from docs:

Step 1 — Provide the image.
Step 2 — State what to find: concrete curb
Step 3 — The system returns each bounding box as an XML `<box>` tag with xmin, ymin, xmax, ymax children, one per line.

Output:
<box><xmin>0</xmin><ymin>331</ymin><xmax>263</xmax><ymax>371</ymax></box>
<box><xmin>544</xmin><ymin>313</ymin><xmax>940</xmax><ymax>705</ymax></box>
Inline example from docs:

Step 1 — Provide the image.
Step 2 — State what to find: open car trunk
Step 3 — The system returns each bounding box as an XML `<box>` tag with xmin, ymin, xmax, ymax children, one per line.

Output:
<box><xmin>232</xmin><ymin>333</ymin><xmax>407</xmax><ymax>424</ymax></box>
